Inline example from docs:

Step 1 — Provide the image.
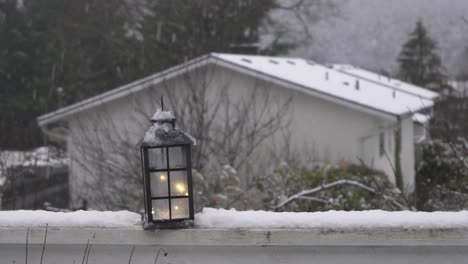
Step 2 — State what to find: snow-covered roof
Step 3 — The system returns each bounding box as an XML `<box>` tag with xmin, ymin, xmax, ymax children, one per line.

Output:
<box><xmin>331</xmin><ymin>64</ymin><xmax>439</xmax><ymax>100</ymax></box>
<box><xmin>212</xmin><ymin>54</ymin><xmax>437</xmax><ymax>118</ymax></box>
<box><xmin>412</xmin><ymin>113</ymin><xmax>431</xmax><ymax>124</ymax></box>
<box><xmin>37</xmin><ymin>53</ymin><xmax>438</xmax><ymax>126</ymax></box>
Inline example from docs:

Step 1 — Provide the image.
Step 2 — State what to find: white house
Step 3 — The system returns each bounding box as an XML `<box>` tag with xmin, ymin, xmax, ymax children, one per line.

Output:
<box><xmin>37</xmin><ymin>53</ymin><xmax>438</xmax><ymax>210</ymax></box>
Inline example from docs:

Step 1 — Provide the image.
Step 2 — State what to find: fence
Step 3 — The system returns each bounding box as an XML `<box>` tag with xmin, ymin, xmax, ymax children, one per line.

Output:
<box><xmin>1</xmin><ymin>227</ymin><xmax>467</xmax><ymax>264</ymax></box>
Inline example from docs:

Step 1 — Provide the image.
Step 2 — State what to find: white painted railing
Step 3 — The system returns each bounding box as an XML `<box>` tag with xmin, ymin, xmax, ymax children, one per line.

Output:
<box><xmin>1</xmin><ymin>227</ymin><xmax>468</xmax><ymax>264</ymax></box>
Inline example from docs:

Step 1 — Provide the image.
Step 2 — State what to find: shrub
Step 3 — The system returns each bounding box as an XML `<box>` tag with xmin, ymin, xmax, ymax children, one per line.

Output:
<box><xmin>415</xmin><ymin>140</ymin><xmax>468</xmax><ymax>211</ymax></box>
<box><xmin>264</xmin><ymin>162</ymin><xmax>405</xmax><ymax>212</ymax></box>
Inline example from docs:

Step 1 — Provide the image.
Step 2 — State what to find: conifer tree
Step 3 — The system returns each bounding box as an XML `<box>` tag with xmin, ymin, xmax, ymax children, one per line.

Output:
<box><xmin>397</xmin><ymin>20</ymin><xmax>445</xmax><ymax>91</ymax></box>
<box><xmin>0</xmin><ymin>0</ymin><xmax>324</xmax><ymax>149</ymax></box>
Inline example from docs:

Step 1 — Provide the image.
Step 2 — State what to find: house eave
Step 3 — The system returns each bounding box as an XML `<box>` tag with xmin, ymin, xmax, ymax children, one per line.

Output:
<box><xmin>38</xmin><ymin>53</ymin><xmax>438</xmax><ymax>126</ymax></box>
<box><xmin>37</xmin><ymin>54</ymin><xmax>214</xmax><ymax>127</ymax></box>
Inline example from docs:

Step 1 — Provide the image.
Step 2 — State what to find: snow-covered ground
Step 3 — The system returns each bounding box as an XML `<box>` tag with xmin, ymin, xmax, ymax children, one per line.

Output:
<box><xmin>1</xmin><ymin>208</ymin><xmax>468</xmax><ymax>229</ymax></box>
<box><xmin>0</xmin><ymin>146</ymin><xmax>68</xmax><ymax>187</ymax></box>
<box><xmin>0</xmin><ymin>147</ymin><xmax>68</xmax><ymax>169</ymax></box>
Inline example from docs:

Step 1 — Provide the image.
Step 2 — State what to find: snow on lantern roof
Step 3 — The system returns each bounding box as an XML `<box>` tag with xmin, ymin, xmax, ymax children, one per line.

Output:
<box><xmin>139</xmin><ymin>110</ymin><xmax>195</xmax><ymax>147</ymax></box>
<box><xmin>151</xmin><ymin>109</ymin><xmax>175</xmax><ymax>122</ymax></box>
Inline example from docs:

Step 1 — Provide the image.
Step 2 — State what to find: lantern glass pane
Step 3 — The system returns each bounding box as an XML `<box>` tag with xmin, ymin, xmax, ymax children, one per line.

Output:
<box><xmin>168</xmin><ymin>146</ymin><xmax>186</xmax><ymax>168</ymax></box>
<box><xmin>171</xmin><ymin>198</ymin><xmax>189</xmax><ymax>219</ymax></box>
<box><xmin>170</xmin><ymin>171</ymin><xmax>188</xmax><ymax>196</ymax></box>
<box><xmin>150</xmin><ymin>172</ymin><xmax>168</xmax><ymax>197</ymax></box>
<box><xmin>151</xmin><ymin>199</ymin><xmax>169</xmax><ymax>220</ymax></box>
<box><xmin>148</xmin><ymin>148</ymin><xmax>167</xmax><ymax>169</ymax></box>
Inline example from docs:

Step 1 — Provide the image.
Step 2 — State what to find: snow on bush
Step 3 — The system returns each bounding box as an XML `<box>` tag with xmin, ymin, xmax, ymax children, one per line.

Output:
<box><xmin>0</xmin><ymin>210</ymin><xmax>141</xmax><ymax>228</ymax></box>
<box><xmin>195</xmin><ymin>208</ymin><xmax>468</xmax><ymax>229</ymax></box>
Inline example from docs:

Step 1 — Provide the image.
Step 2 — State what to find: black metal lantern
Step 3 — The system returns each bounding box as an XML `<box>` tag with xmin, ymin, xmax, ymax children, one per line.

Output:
<box><xmin>139</xmin><ymin>107</ymin><xmax>195</xmax><ymax>229</ymax></box>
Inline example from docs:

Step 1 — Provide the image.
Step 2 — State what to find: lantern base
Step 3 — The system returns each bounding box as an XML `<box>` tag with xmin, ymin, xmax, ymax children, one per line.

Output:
<box><xmin>143</xmin><ymin>219</ymin><xmax>194</xmax><ymax>230</ymax></box>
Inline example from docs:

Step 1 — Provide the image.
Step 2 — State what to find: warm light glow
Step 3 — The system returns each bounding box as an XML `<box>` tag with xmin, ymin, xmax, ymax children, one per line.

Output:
<box><xmin>185</xmin><ymin>192</ymin><xmax>189</xmax><ymax>196</ymax></box>
<box><xmin>159</xmin><ymin>173</ymin><xmax>167</xmax><ymax>181</ymax></box>
<box><xmin>153</xmin><ymin>208</ymin><xmax>169</xmax><ymax>219</ymax></box>
<box><xmin>175</xmin><ymin>183</ymin><xmax>186</xmax><ymax>194</ymax></box>
<box><xmin>171</xmin><ymin>201</ymin><xmax>188</xmax><ymax>219</ymax></box>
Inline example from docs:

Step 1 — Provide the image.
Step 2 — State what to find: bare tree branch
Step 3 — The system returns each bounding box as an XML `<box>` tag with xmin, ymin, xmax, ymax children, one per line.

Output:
<box><xmin>275</xmin><ymin>179</ymin><xmax>408</xmax><ymax>211</ymax></box>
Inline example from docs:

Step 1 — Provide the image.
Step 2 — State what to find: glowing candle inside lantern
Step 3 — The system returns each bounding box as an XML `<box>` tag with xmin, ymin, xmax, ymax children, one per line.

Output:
<box><xmin>151</xmin><ymin>200</ymin><xmax>170</xmax><ymax>220</ymax></box>
<box><xmin>150</xmin><ymin>172</ymin><xmax>168</xmax><ymax>196</ymax></box>
<box><xmin>171</xmin><ymin>199</ymin><xmax>189</xmax><ymax>219</ymax></box>
<box><xmin>159</xmin><ymin>173</ymin><xmax>167</xmax><ymax>181</ymax></box>
<box><xmin>175</xmin><ymin>183</ymin><xmax>186</xmax><ymax>194</ymax></box>
<box><xmin>161</xmin><ymin>210</ymin><xmax>169</xmax><ymax>219</ymax></box>
<box><xmin>154</xmin><ymin>208</ymin><xmax>169</xmax><ymax>220</ymax></box>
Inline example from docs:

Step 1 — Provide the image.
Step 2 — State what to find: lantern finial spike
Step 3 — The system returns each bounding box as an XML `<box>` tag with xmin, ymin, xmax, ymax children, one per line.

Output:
<box><xmin>161</xmin><ymin>96</ymin><xmax>164</xmax><ymax>111</ymax></box>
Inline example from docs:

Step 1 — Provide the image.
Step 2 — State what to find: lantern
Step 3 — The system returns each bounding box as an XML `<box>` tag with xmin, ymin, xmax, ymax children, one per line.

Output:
<box><xmin>139</xmin><ymin>108</ymin><xmax>195</xmax><ymax>228</ymax></box>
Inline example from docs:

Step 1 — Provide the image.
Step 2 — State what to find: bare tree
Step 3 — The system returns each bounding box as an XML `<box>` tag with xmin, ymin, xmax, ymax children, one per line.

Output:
<box><xmin>71</xmin><ymin>125</ymin><xmax>144</xmax><ymax>210</ymax></box>
<box><xmin>70</xmin><ymin>64</ymin><xmax>292</xmax><ymax>211</ymax></box>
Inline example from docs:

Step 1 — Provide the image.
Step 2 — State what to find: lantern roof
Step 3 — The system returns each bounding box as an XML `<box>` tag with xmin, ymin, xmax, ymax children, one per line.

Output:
<box><xmin>139</xmin><ymin>110</ymin><xmax>195</xmax><ymax>147</ymax></box>
<box><xmin>150</xmin><ymin>109</ymin><xmax>175</xmax><ymax>123</ymax></box>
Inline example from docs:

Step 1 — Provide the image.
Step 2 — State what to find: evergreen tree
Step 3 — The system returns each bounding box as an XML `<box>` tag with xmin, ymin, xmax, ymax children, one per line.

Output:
<box><xmin>0</xmin><ymin>0</ymin><xmax>310</xmax><ymax>149</ymax></box>
<box><xmin>0</xmin><ymin>0</ymin><xmax>45</xmax><ymax>148</ymax></box>
<box><xmin>0</xmin><ymin>0</ymin><xmax>141</xmax><ymax>148</ymax></box>
<box><xmin>397</xmin><ymin>20</ymin><xmax>445</xmax><ymax>91</ymax></box>
<box><xmin>138</xmin><ymin>0</ymin><xmax>294</xmax><ymax>73</ymax></box>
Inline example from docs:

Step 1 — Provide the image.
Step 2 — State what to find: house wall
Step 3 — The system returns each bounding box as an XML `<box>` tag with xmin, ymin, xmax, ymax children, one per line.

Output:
<box><xmin>66</xmin><ymin>65</ymin><xmax>413</xmax><ymax>209</ymax></box>
<box><xmin>197</xmin><ymin>66</ymin><xmax>402</xmax><ymax>184</ymax></box>
<box><xmin>68</xmin><ymin>94</ymin><xmax>155</xmax><ymax>210</ymax></box>
<box><xmin>400</xmin><ymin>116</ymin><xmax>415</xmax><ymax>191</ymax></box>
<box><xmin>287</xmin><ymin>82</ymin><xmax>397</xmax><ymax>180</ymax></box>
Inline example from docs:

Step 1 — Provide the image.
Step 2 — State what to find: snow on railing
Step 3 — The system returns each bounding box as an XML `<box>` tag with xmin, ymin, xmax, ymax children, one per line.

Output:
<box><xmin>1</xmin><ymin>208</ymin><xmax>468</xmax><ymax>229</ymax></box>
<box><xmin>0</xmin><ymin>210</ymin><xmax>140</xmax><ymax>228</ymax></box>
<box><xmin>195</xmin><ymin>208</ymin><xmax>468</xmax><ymax>229</ymax></box>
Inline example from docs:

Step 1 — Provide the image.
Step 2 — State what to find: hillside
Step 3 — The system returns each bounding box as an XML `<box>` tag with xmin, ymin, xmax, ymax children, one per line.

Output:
<box><xmin>292</xmin><ymin>0</ymin><xmax>468</xmax><ymax>77</ymax></box>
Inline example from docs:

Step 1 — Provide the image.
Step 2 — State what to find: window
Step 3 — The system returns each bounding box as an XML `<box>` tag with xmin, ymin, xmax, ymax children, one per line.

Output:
<box><xmin>147</xmin><ymin>146</ymin><xmax>190</xmax><ymax>221</ymax></box>
<box><xmin>379</xmin><ymin>132</ymin><xmax>385</xmax><ymax>156</ymax></box>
